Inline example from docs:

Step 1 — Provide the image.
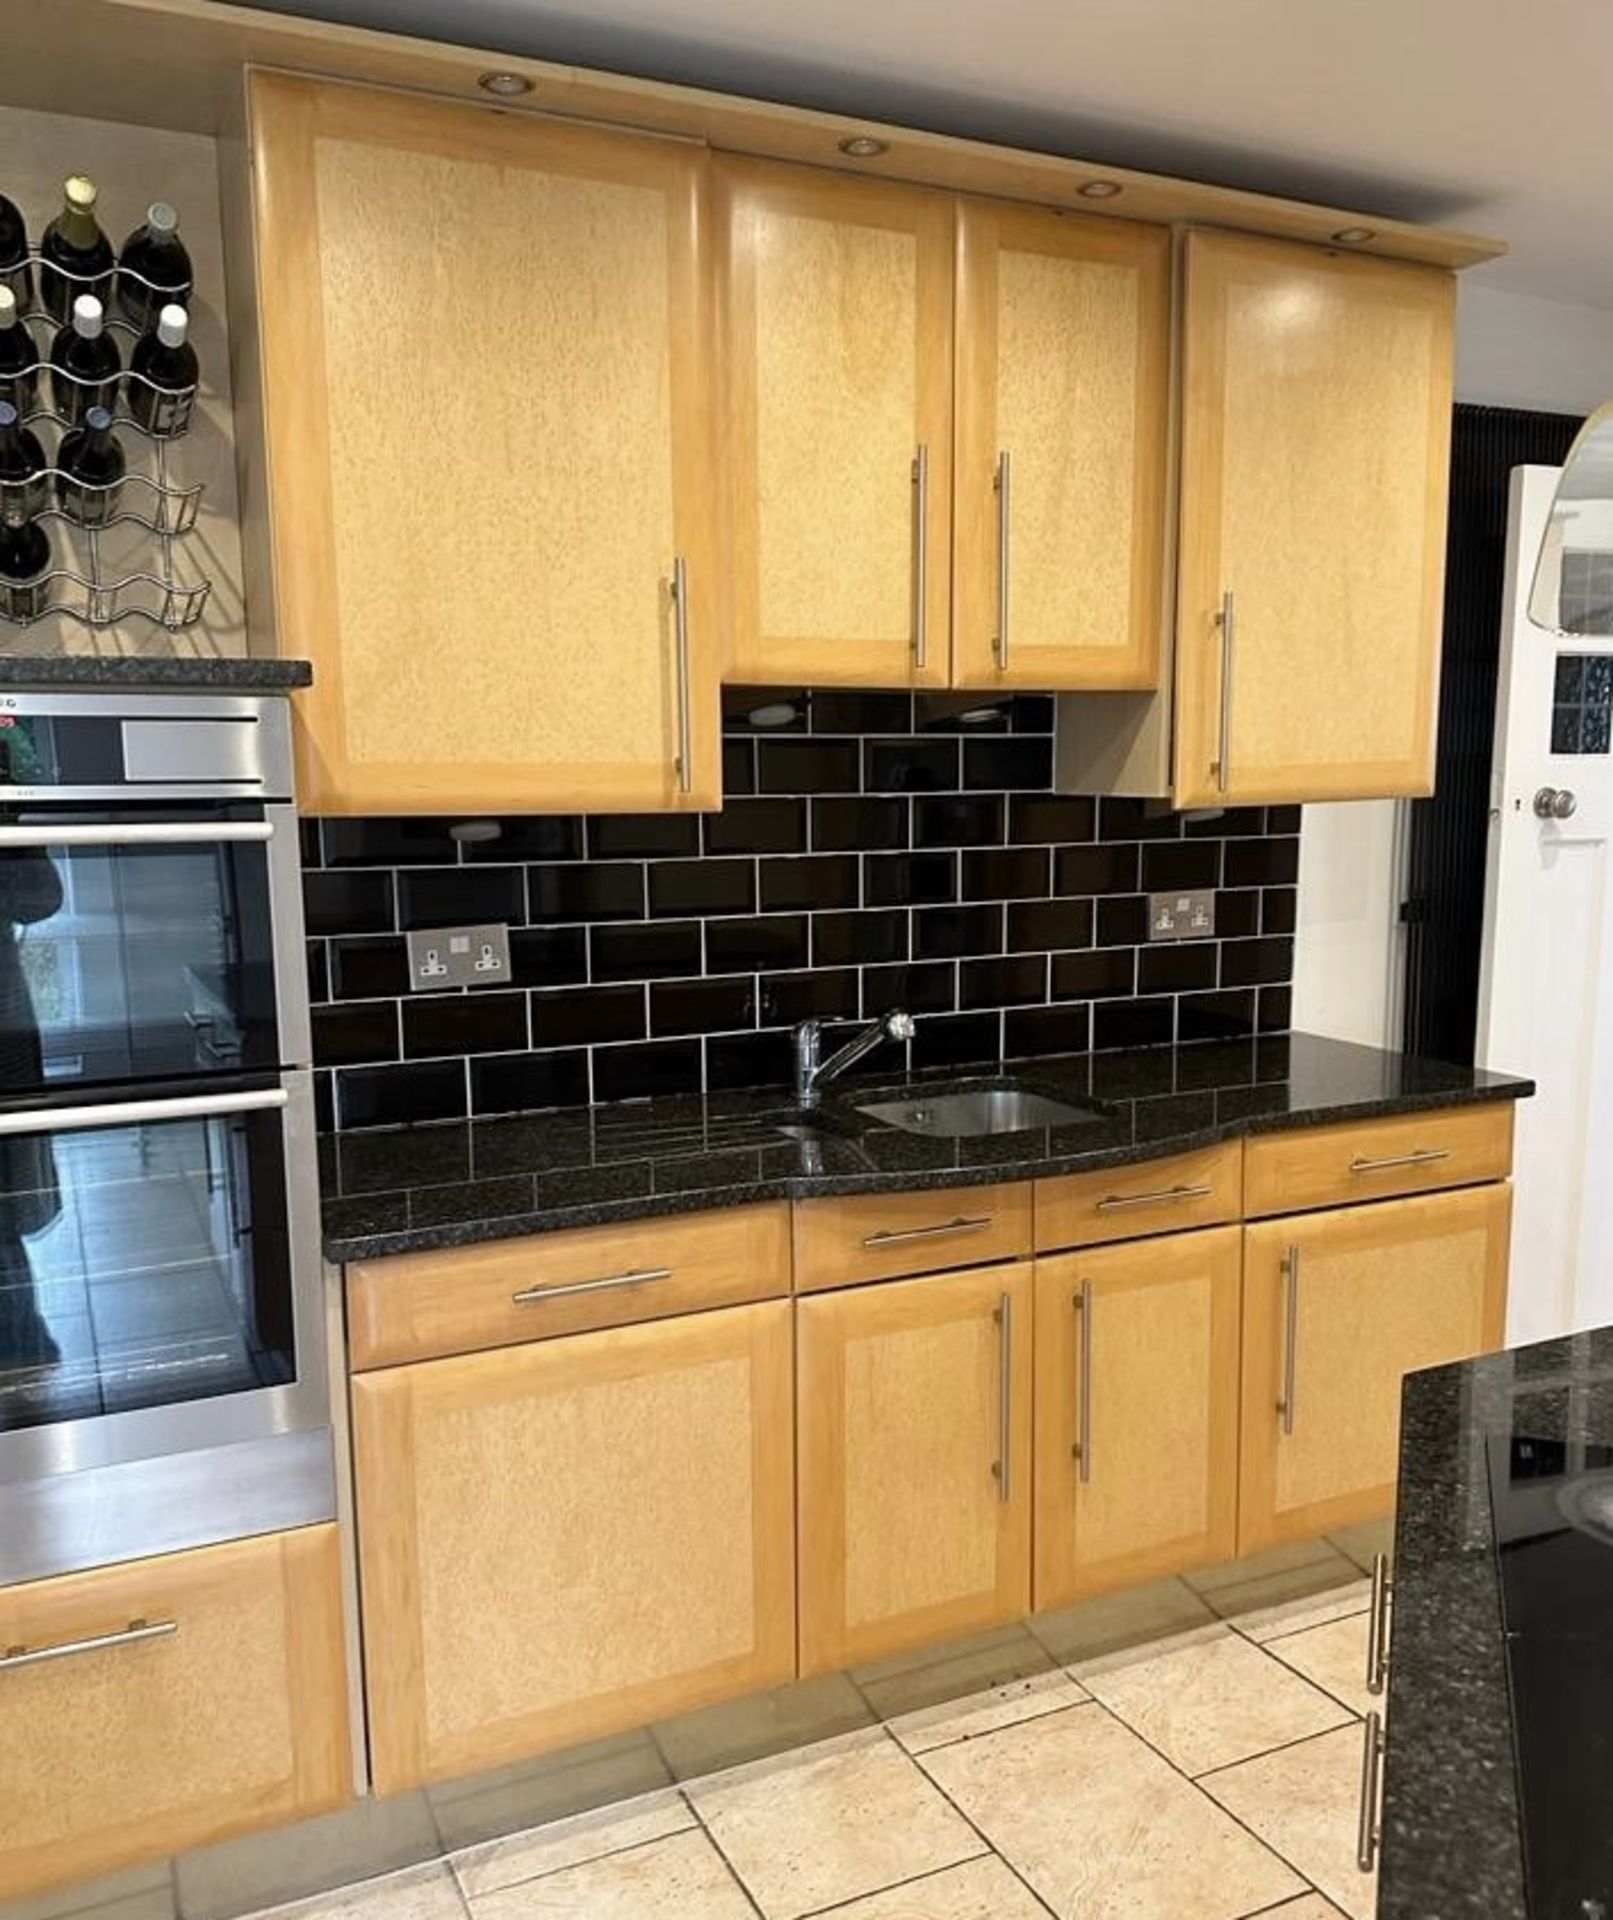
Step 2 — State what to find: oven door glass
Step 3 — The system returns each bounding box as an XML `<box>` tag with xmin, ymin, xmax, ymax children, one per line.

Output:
<box><xmin>0</xmin><ymin>1087</ymin><xmax>298</xmax><ymax>1436</ymax></box>
<box><xmin>0</xmin><ymin>808</ymin><xmax>285</xmax><ymax>1098</ymax></box>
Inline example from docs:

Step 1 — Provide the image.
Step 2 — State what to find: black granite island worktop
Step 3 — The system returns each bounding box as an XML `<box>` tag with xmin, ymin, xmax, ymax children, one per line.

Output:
<box><xmin>0</xmin><ymin>654</ymin><xmax>312</xmax><ymax>690</ymax></box>
<box><xmin>1381</xmin><ymin>1328</ymin><xmax>1613</xmax><ymax>1920</ymax></box>
<box><xmin>318</xmin><ymin>1030</ymin><xmax>1532</xmax><ymax>1262</ymax></box>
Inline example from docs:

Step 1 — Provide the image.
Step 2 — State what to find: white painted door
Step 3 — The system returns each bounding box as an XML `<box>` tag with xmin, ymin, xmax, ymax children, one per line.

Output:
<box><xmin>1477</xmin><ymin>464</ymin><xmax>1613</xmax><ymax>1340</ymax></box>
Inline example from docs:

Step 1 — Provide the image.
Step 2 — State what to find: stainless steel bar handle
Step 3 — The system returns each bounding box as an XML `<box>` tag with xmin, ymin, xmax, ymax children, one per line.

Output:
<box><xmin>1366</xmin><ymin>1551</ymin><xmax>1392</xmax><ymax>1696</ymax></box>
<box><xmin>1349</xmin><ymin>1148</ymin><xmax>1452</xmax><ymax>1174</ymax></box>
<box><xmin>1074</xmin><ymin>1279</ymin><xmax>1094</xmax><ymax>1484</ymax></box>
<box><xmin>862</xmin><ymin>1215</ymin><xmax>994</xmax><ymax>1249</ymax></box>
<box><xmin>1096</xmin><ymin>1183</ymin><xmax>1213</xmax><ymax>1214</ymax></box>
<box><xmin>1214</xmin><ymin>589</ymin><xmax>1235</xmax><ymax>793</ymax></box>
<box><xmin>912</xmin><ymin>444</ymin><xmax>930</xmax><ymax>670</ymax></box>
<box><xmin>994</xmin><ymin>449</ymin><xmax>1012</xmax><ymax>671</ymax></box>
<box><xmin>512</xmin><ymin>1266</ymin><xmax>674</xmax><ymax>1306</ymax></box>
<box><xmin>1</xmin><ymin>1617</ymin><xmax>177</xmax><ymax>1672</ymax></box>
<box><xmin>671</xmin><ymin>554</ymin><xmax>692</xmax><ymax>795</ymax></box>
<box><xmin>0</xmin><ymin>822</ymin><xmax>274</xmax><ymax>847</ymax></box>
<box><xmin>0</xmin><ymin>1087</ymin><xmax>288</xmax><ymax>1137</ymax></box>
<box><xmin>993</xmin><ymin>1291</ymin><xmax>1013</xmax><ymax>1503</ymax></box>
<box><xmin>1356</xmin><ymin>1711</ymin><xmax>1385</xmax><ymax>1873</ymax></box>
<box><xmin>1278</xmin><ymin>1244</ymin><xmax>1300</xmax><ymax>1436</ymax></box>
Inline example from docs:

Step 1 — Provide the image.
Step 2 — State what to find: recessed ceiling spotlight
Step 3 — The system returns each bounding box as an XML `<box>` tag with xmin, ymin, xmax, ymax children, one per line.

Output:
<box><xmin>449</xmin><ymin>819</ymin><xmax>503</xmax><ymax>843</ymax></box>
<box><xmin>747</xmin><ymin>701</ymin><xmax>800</xmax><ymax>729</ymax></box>
<box><xmin>957</xmin><ymin>705</ymin><xmax>1004</xmax><ymax>725</ymax></box>
<box><xmin>1078</xmin><ymin>179</ymin><xmax>1123</xmax><ymax>199</ymax></box>
<box><xmin>478</xmin><ymin>71</ymin><xmax>533</xmax><ymax>97</ymax></box>
<box><xmin>838</xmin><ymin>135</ymin><xmax>889</xmax><ymax>158</ymax></box>
<box><xmin>1330</xmin><ymin>226</ymin><xmax>1376</xmax><ymax>244</ymax></box>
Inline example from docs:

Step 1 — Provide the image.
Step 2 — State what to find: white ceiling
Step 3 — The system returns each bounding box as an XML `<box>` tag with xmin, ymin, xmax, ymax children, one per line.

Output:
<box><xmin>241</xmin><ymin>0</ymin><xmax>1612</xmax><ymax>306</ymax></box>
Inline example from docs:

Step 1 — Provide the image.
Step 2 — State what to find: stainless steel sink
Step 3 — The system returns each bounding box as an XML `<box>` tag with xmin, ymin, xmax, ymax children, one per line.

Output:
<box><xmin>854</xmin><ymin>1084</ymin><xmax>1100</xmax><ymax>1138</ymax></box>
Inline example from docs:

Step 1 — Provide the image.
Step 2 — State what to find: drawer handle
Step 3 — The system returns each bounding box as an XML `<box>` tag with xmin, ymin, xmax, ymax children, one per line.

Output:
<box><xmin>862</xmin><ymin>1216</ymin><xmax>994</xmax><ymax>1250</ymax></box>
<box><xmin>1349</xmin><ymin>1148</ymin><xmax>1451</xmax><ymax>1174</ymax></box>
<box><xmin>1278</xmin><ymin>1243</ymin><xmax>1300</xmax><ymax>1436</ymax></box>
<box><xmin>1356</xmin><ymin>1711</ymin><xmax>1385</xmax><ymax>1873</ymax></box>
<box><xmin>1</xmin><ymin>1617</ymin><xmax>177</xmax><ymax>1672</ymax></box>
<box><xmin>1095</xmin><ymin>1183</ymin><xmax>1213</xmax><ymax>1214</ymax></box>
<box><xmin>511</xmin><ymin>1266</ymin><xmax>673</xmax><ymax>1306</ymax></box>
<box><xmin>1366</xmin><ymin>1551</ymin><xmax>1393</xmax><ymax>1696</ymax></box>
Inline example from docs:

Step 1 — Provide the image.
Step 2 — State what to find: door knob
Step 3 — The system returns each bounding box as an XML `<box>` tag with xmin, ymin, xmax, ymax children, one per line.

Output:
<box><xmin>1534</xmin><ymin>786</ymin><xmax>1579</xmax><ymax>820</ymax></box>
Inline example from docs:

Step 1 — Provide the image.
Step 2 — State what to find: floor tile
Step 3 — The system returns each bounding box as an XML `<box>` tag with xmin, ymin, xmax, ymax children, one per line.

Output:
<box><xmin>920</xmin><ymin>1701</ymin><xmax>1304</xmax><ymax>1920</ymax></box>
<box><xmin>466</xmin><ymin>1827</ymin><xmax>752</xmax><ymax>1919</ymax></box>
<box><xmin>818</xmin><ymin>1855</ymin><xmax>1055</xmax><ymax>1918</ymax></box>
<box><xmin>1249</xmin><ymin>1897</ymin><xmax>1348</xmax><ymax>1918</ymax></box>
<box><xmin>852</xmin><ymin>1623</ymin><xmax>1055</xmax><ymax>1720</ymax></box>
<box><xmin>1027</xmin><ymin>1577</ymin><xmax>1215</xmax><ymax>1666</ymax></box>
<box><xmin>261</xmin><ymin>1863</ymin><xmax>465</xmax><ymax>1920</ymax></box>
<box><xmin>685</xmin><ymin>1728</ymin><xmax>982</xmax><ymax>1920</ymax></box>
<box><xmin>653</xmin><ymin>1671</ymin><xmax>874</xmax><ymax>1781</ymax></box>
<box><xmin>1073</xmin><ymin>1625</ymin><xmax>1352</xmax><ymax>1776</ymax></box>
<box><xmin>452</xmin><ymin>1789</ymin><xmax>693</xmax><ymax>1897</ymax></box>
<box><xmin>1227</xmin><ymin>1580</ymin><xmax>1372</xmax><ymax>1647</ymax></box>
<box><xmin>1201</xmin><ymin>1723</ymin><xmax>1376</xmax><ymax>1920</ymax></box>
<box><xmin>887</xmin><ymin>1671</ymin><xmax>1087</xmax><ymax>1756</ymax></box>
<box><xmin>1264</xmin><ymin>1612</ymin><xmax>1377</xmax><ymax>1719</ymax></box>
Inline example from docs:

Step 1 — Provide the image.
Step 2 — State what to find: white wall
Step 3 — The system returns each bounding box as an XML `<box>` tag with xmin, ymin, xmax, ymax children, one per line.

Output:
<box><xmin>1290</xmin><ymin>282</ymin><xmax>1613</xmax><ymax>1050</ymax></box>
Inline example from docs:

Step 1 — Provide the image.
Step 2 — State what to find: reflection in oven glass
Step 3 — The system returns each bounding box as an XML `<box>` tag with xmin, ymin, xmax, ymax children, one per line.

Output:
<box><xmin>0</xmin><ymin>1115</ymin><xmax>296</xmax><ymax>1433</ymax></box>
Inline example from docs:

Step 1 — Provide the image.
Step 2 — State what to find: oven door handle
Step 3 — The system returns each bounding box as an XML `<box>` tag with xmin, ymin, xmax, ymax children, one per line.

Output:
<box><xmin>0</xmin><ymin>823</ymin><xmax>274</xmax><ymax>848</ymax></box>
<box><xmin>0</xmin><ymin>1088</ymin><xmax>289</xmax><ymax>1136</ymax></box>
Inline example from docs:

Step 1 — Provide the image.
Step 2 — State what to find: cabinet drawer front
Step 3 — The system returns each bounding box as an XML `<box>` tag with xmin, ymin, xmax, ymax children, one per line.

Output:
<box><xmin>1034</xmin><ymin>1141</ymin><xmax>1241</xmax><ymax>1251</ymax></box>
<box><xmin>1244</xmin><ymin>1104</ymin><xmax>1514</xmax><ymax>1218</ymax></box>
<box><xmin>348</xmin><ymin>1202</ymin><xmax>792</xmax><ymax>1368</ymax></box>
<box><xmin>793</xmin><ymin>1184</ymin><xmax>1033</xmax><ymax>1292</ymax></box>
<box><xmin>0</xmin><ymin>1527</ymin><xmax>349</xmax><ymax>1901</ymax></box>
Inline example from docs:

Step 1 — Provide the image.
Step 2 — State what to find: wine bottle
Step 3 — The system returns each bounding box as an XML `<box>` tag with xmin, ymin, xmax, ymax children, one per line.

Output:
<box><xmin>57</xmin><ymin>405</ymin><xmax>125</xmax><ymax>529</ymax></box>
<box><xmin>128</xmin><ymin>304</ymin><xmax>197</xmax><ymax>437</ymax></box>
<box><xmin>39</xmin><ymin>175</ymin><xmax>114</xmax><ymax>325</ymax></box>
<box><xmin>116</xmin><ymin>202</ymin><xmax>192</xmax><ymax>331</ymax></box>
<box><xmin>0</xmin><ymin>400</ymin><xmax>47</xmax><ymax>526</ymax></box>
<box><xmin>0</xmin><ymin>517</ymin><xmax>51</xmax><ymax>624</ymax></box>
<box><xmin>0</xmin><ymin>193</ymin><xmax>29</xmax><ymax>308</ymax></box>
<box><xmin>0</xmin><ymin>286</ymin><xmax>38</xmax><ymax>415</ymax></box>
<box><xmin>49</xmin><ymin>294</ymin><xmax>120</xmax><ymax>428</ymax></box>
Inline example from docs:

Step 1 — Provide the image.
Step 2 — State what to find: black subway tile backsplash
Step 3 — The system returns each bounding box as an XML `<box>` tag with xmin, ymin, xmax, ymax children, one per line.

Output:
<box><xmin>305</xmin><ymin>687</ymin><xmax>1298</xmax><ymax>1128</ymax></box>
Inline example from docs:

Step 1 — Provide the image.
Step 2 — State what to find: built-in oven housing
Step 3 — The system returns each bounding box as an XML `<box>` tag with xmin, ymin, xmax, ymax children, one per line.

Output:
<box><xmin>0</xmin><ymin>693</ymin><xmax>332</xmax><ymax>1584</ymax></box>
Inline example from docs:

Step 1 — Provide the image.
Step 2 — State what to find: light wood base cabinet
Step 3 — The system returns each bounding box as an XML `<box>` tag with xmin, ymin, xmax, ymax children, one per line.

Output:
<box><xmin>1239</xmin><ymin>1183</ymin><xmax>1511</xmax><ymax>1553</ymax></box>
<box><xmin>0</xmin><ymin>1526</ymin><xmax>350</xmax><ymax>1901</ymax></box>
<box><xmin>352</xmin><ymin>1300</ymin><xmax>796</xmax><ymax>1792</ymax></box>
<box><xmin>797</xmin><ymin>1263</ymin><xmax>1032</xmax><ymax>1675</ymax></box>
<box><xmin>1033</xmin><ymin>1226</ymin><xmax>1242</xmax><ymax>1609</ymax></box>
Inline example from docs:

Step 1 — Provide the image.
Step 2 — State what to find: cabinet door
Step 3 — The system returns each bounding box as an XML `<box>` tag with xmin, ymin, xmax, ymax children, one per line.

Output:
<box><xmin>1034</xmin><ymin>1226</ymin><xmax>1241</xmax><ymax>1610</ymax></box>
<box><xmin>352</xmin><ymin>1300</ymin><xmax>795</xmax><ymax>1792</ymax></box>
<box><xmin>717</xmin><ymin>156</ymin><xmax>953</xmax><ymax>687</ymax></box>
<box><xmin>1240</xmin><ymin>1184</ymin><xmax>1511</xmax><ymax>1553</ymax></box>
<box><xmin>953</xmin><ymin>201</ymin><xmax>1169</xmax><ymax>690</ymax></box>
<box><xmin>1175</xmin><ymin>232</ymin><xmax>1455</xmax><ymax>806</ymax></box>
<box><xmin>797</xmin><ymin>1263</ymin><xmax>1031</xmax><ymax>1674</ymax></box>
<box><xmin>0</xmin><ymin>1527</ymin><xmax>350</xmax><ymax>1901</ymax></box>
<box><xmin>251</xmin><ymin>73</ymin><xmax>720</xmax><ymax>813</ymax></box>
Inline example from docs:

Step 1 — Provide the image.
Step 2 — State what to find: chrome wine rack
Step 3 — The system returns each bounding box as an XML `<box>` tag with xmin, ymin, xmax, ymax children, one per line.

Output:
<box><xmin>1</xmin><ymin>248</ymin><xmax>211</xmax><ymax>632</ymax></box>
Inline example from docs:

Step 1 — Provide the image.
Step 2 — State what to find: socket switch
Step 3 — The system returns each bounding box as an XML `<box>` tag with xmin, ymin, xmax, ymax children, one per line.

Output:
<box><xmin>1148</xmin><ymin>889</ymin><xmax>1216</xmax><ymax>942</ymax></box>
<box><xmin>406</xmin><ymin>923</ymin><xmax>512</xmax><ymax>991</ymax></box>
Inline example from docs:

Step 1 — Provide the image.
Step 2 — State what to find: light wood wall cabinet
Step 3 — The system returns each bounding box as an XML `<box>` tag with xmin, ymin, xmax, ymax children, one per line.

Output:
<box><xmin>352</xmin><ymin>1300</ymin><xmax>795</xmax><ymax>1792</ymax></box>
<box><xmin>0</xmin><ymin>1527</ymin><xmax>350</xmax><ymax>1901</ymax></box>
<box><xmin>1174</xmin><ymin>231</ymin><xmax>1456</xmax><ymax>807</ymax></box>
<box><xmin>716</xmin><ymin>156</ymin><xmax>954</xmax><ymax>688</ymax></box>
<box><xmin>250</xmin><ymin>72</ymin><xmax>721</xmax><ymax>814</ymax></box>
<box><xmin>953</xmin><ymin>201</ymin><xmax>1170</xmax><ymax>690</ymax></box>
<box><xmin>797</xmin><ymin>1262</ymin><xmax>1032</xmax><ymax>1673</ymax></box>
<box><xmin>1239</xmin><ymin>1182</ymin><xmax>1511</xmax><ymax>1553</ymax></box>
<box><xmin>1033</xmin><ymin>1225</ymin><xmax>1242</xmax><ymax>1609</ymax></box>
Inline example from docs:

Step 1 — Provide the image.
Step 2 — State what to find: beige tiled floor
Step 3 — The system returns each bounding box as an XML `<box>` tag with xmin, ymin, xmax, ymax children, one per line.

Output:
<box><xmin>245</xmin><ymin>1566</ymin><xmax>1378</xmax><ymax>1920</ymax></box>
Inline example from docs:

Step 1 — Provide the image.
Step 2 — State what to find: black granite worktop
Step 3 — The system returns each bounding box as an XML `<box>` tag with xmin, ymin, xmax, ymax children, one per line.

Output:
<box><xmin>1381</xmin><ymin>1330</ymin><xmax>1613</xmax><ymax>1920</ymax></box>
<box><xmin>318</xmin><ymin>1030</ymin><xmax>1532</xmax><ymax>1262</ymax></box>
<box><xmin>0</xmin><ymin>654</ymin><xmax>312</xmax><ymax>690</ymax></box>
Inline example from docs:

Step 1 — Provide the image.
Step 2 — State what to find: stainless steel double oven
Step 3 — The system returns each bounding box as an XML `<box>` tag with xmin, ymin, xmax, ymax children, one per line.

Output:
<box><xmin>0</xmin><ymin>690</ymin><xmax>332</xmax><ymax>1584</ymax></box>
